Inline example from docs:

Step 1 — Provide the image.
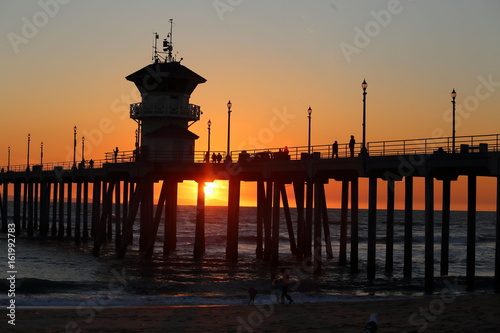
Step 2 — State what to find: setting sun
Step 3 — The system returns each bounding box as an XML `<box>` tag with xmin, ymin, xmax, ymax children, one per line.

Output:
<box><xmin>204</xmin><ymin>182</ymin><xmax>219</xmax><ymax>197</ymax></box>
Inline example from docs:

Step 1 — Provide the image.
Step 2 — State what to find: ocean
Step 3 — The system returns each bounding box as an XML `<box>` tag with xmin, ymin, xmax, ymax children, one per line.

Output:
<box><xmin>0</xmin><ymin>205</ymin><xmax>497</xmax><ymax>308</ymax></box>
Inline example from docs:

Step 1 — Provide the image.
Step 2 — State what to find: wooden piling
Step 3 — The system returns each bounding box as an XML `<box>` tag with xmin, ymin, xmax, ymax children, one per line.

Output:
<box><xmin>424</xmin><ymin>176</ymin><xmax>434</xmax><ymax>294</ymax></box>
<box><xmin>83</xmin><ymin>182</ymin><xmax>89</xmax><ymax>239</ymax></box>
<box><xmin>256</xmin><ymin>180</ymin><xmax>265</xmax><ymax>259</ymax></box>
<box><xmin>270</xmin><ymin>180</ymin><xmax>281</xmax><ymax>265</ymax></box>
<box><xmin>367</xmin><ymin>177</ymin><xmax>377</xmax><ymax>280</ymax></box>
<box><xmin>66</xmin><ymin>182</ymin><xmax>72</xmax><ymax>238</ymax></box>
<box><xmin>280</xmin><ymin>183</ymin><xmax>297</xmax><ymax>255</ymax></box>
<box><xmin>305</xmin><ymin>181</ymin><xmax>314</xmax><ymax>258</ymax></box>
<box><xmin>144</xmin><ymin>181</ymin><xmax>168</xmax><ymax>259</ymax></box>
<box><xmin>339</xmin><ymin>180</ymin><xmax>349</xmax><ymax>266</ymax></box>
<box><xmin>140</xmin><ymin>181</ymin><xmax>154</xmax><ymax>251</ymax></box>
<box><xmin>466</xmin><ymin>174</ymin><xmax>476</xmax><ymax>291</ymax></box>
<box><xmin>51</xmin><ymin>181</ymin><xmax>58</xmax><ymax>237</ymax></box>
<box><xmin>320</xmin><ymin>183</ymin><xmax>333</xmax><ymax>260</ymax></box>
<box><xmin>34</xmin><ymin>182</ymin><xmax>39</xmax><ymax>230</ymax></box>
<box><xmin>27</xmin><ymin>182</ymin><xmax>34</xmax><ymax>237</ymax></box>
<box><xmin>22</xmin><ymin>182</ymin><xmax>27</xmax><ymax>229</ymax></box>
<box><xmin>75</xmin><ymin>182</ymin><xmax>82</xmax><ymax>244</ymax></box>
<box><xmin>92</xmin><ymin>181</ymin><xmax>115</xmax><ymax>256</ymax></box>
<box><xmin>386</xmin><ymin>180</ymin><xmax>395</xmax><ymax>273</ymax></box>
<box><xmin>2</xmin><ymin>183</ymin><xmax>8</xmax><ymax>233</ymax></box>
<box><xmin>226</xmin><ymin>178</ymin><xmax>241</xmax><ymax>262</ymax></box>
<box><xmin>58</xmin><ymin>182</ymin><xmax>65</xmax><ymax>239</ymax></box>
<box><xmin>350</xmin><ymin>177</ymin><xmax>359</xmax><ymax>274</ymax></box>
<box><xmin>164</xmin><ymin>180</ymin><xmax>178</xmax><ymax>255</ymax></box>
<box><xmin>118</xmin><ymin>181</ymin><xmax>145</xmax><ymax>258</ymax></box>
<box><xmin>194</xmin><ymin>180</ymin><xmax>206</xmax><ymax>258</ymax></box>
<box><xmin>404</xmin><ymin>176</ymin><xmax>413</xmax><ymax>279</ymax></box>
<box><xmin>313</xmin><ymin>180</ymin><xmax>322</xmax><ymax>275</ymax></box>
<box><xmin>441</xmin><ymin>179</ymin><xmax>451</xmax><ymax>276</ymax></box>
<box><xmin>114</xmin><ymin>181</ymin><xmax>121</xmax><ymax>251</ymax></box>
<box><xmin>293</xmin><ymin>180</ymin><xmax>305</xmax><ymax>261</ymax></box>
<box><xmin>14</xmin><ymin>182</ymin><xmax>21</xmax><ymax>235</ymax></box>
<box><xmin>263</xmin><ymin>181</ymin><xmax>273</xmax><ymax>261</ymax></box>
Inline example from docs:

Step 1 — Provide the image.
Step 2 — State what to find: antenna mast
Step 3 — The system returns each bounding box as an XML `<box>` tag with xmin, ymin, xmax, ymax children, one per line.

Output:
<box><xmin>152</xmin><ymin>32</ymin><xmax>159</xmax><ymax>63</ymax></box>
<box><xmin>163</xmin><ymin>18</ymin><xmax>174</xmax><ymax>63</ymax></box>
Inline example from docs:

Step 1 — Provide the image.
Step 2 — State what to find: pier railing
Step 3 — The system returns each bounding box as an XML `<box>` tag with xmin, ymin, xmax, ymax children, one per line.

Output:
<box><xmin>1</xmin><ymin>134</ymin><xmax>499</xmax><ymax>172</ymax></box>
<box><xmin>366</xmin><ymin>133</ymin><xmax>500</xmax><ymax>156</ymax></box>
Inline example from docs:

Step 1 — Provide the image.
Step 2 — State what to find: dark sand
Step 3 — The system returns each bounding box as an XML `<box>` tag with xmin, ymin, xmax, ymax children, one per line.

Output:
<box><xmin>3</xmin><ymin>294</ymin><xmax>499</xmax><ymax>332</ymax></box>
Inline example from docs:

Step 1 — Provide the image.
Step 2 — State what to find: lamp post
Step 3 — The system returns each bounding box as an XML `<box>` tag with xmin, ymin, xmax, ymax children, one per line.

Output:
<box><xmin>451</xmin><ymin>89</ymin><xmax>457</xmax><ymax>153</ymax></box>
<box><xmin>135</xmin><ymin>129</ymin><xmax>139</xmax><ymax>150</ymax></box>
<box><xmin>307</xmin><ymin>106</ymin><xmax>312</xmax><ymax>155</ymax></box>
<box><xmin>226</xmin><ymin>100</ymin><xmax>232</xmax><ymax>160</ymax></box>
<box><xmin>362</xmin><ymin>79</ymin><xmax>368</xmax><ymax>154</ymax></box>
<box><xmin>73</xmin><ymin>126</ymin><xmax>77</xmax><ymax>168</ymax></box>
<box><xmin>27</xmin><ymin>133</ymin><xmax>31</xmax><ymax>171</ymax></box>
<box><xmin>40</xmin><ymin>141</ymin><xmax>43</xmax><ymax>166</ymax></box>
<box><xmin>7</xmin><ymin>146</ymin><xmax>10</xmax><ymax>172</ymax></box>
<box><xmin>207</xmin><ymin>119</ymin><xmax>212</xmax><ymax>162</ymax></box>
<box><xmin>81</xmin><ymin>136</ymin><xmax>85</xmax><ymax>163</ymax></box>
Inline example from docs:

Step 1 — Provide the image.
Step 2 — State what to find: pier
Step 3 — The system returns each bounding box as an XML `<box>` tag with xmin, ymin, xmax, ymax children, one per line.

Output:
<box><xmin>1</xmin><ymin>133</ymin><xmax>500</xmax><ymax>294</ymax></box>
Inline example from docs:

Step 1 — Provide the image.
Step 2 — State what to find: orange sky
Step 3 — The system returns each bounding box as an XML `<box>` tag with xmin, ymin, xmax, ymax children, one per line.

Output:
<box><xmin>2</xmin><ymin>1</ymin><xmax>500</xmax><ymax>210</ymax></box>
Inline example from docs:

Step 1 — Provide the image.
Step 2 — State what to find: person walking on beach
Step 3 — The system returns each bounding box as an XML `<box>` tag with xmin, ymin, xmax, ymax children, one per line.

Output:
<box><xmin>280</xmin><ymin>268</ymin><xmax>293</xmax><ymax>304</ymax></box>
<box><xmin>247</xmin><ymin>287</ymin><xmax>257</xmax><ymax>305</ymax></box>
<box><xmin>349</xmin><ymin>135</ymin><xmax>356</xmax><ymax>158</ymax></box>
<box><xmin>332</xmin><ymin>140</ymin><xmax>339</xmax><ymax>158</ymax></box>
<box><xmin>272</xmin><ymin>278</ymin><xmax>282</xmax><ymax>304</ymax></box>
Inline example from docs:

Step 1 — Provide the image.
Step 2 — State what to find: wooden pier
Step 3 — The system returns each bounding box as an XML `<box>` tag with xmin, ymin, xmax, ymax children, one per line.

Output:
<box><xmin>2</xmin><ymin>134</ymin><xmax>500</xmax><ymax>294</ymax></box>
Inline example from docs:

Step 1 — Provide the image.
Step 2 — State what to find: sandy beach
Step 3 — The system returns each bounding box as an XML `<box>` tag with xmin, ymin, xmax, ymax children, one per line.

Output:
<box><xmin>3</xmin><ymin>294</ymin><xmax>499</xmax><ymax>332</ymax></box>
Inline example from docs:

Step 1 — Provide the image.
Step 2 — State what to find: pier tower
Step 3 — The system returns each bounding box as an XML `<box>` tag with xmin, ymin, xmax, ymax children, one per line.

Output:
<box><xmin>126</xmin><ymin>20</ymin><xmax>206</xmax><ymax>162</ymax></box>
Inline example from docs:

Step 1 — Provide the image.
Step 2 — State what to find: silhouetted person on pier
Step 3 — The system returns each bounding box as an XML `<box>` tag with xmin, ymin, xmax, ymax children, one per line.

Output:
<box><xmin>205</xmin><ymin>151</ymin><xmax>210</xmax><ymax>163</ymax></box>
<box><xmin>212</xmin><ymin>152</ymin><xmax>217</xmax><ymax>163</ymax></box>
<box><xmin>114</xmin><ymin>147</ymin><xmax>119</xmax><ymax>163</ymax></box>
<box><xmin>216</xmin><ymin>153</ymin><xmax>222</xmax><ymax>163</ymax></box>
<box><xmin>332</xmin><ymin>140</ymin><xmax>339</xmax><ymax>158</ymax></box>
<box><xmin>349</xmin><ymin>135</ymin><xmax>355</xmax><ymax>158</ymax></box>
<box><xmin>89</xmin><ymin>159</ymin><xmax>94</xmax><ymax>169</ymax></box>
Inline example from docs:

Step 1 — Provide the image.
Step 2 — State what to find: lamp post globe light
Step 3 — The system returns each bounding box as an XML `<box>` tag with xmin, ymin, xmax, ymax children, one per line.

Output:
<box><xmin>82</xmin><ymin>136</ymin><xmax>85</xmax><ymax>163</ymax></box>
<box><xmin>226</xmin><ymin>100</ymin><xmax>232</xmax><ymax>161</ymax></box>
<box><xmin>73</xmin><ymin>126</ymin><xmax>77</xmax><ymax>168</ymax></box>
<box><xmin>362</xmin><ymin>79</ymin><xmax>368</xmax><ymax>154</ymax></box>
<box><xmin>207</xmin><ymin>119</ymin><xmax>212</xmax><ymax>162</ymax></box>
<box><xmin>27</xmin><ymin>133</ymin><xmax>31</xmax><ymax>171</ymax></box>
<box><xmin>307</xmin><ymin>106</ymin><xmax>312</xmax><ymax>155</ymax></box>
<box><xmin>451</xmin><ymin>89</ymin><xmax>457</xmax><ymax>153</ymax></box>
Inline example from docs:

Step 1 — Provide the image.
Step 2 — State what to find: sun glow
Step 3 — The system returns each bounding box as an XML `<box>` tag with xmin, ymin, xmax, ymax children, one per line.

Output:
<box><xmin>204</xmin><ymin>182</ymin><xmax>219</xmax><ymax>197</ymax></box>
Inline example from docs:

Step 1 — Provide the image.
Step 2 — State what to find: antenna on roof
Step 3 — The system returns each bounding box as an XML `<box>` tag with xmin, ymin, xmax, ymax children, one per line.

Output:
<box><xmin>151</xmin><ymin>19</ymin><xmax>180</xmax><ymax>64</ymax></box>
<box><xmin>152</xmin><ymin>32</ymin><xmax>159</xmax><ymax>63</ymax></box>
<box><xmin>163</xmin><ymin>19</ymin><xmax>174</xmax><ymax>63</ymax></box>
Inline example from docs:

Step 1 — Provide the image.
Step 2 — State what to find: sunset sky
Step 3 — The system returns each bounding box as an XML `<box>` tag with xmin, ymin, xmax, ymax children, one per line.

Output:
<box><xmin>1</xmin><ymin>1</ymin><xmax>500</xmax><ymax>210</ymax></box>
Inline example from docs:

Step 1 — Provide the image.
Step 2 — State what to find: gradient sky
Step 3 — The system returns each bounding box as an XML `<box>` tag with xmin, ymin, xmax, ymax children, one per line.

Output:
<box><xmin>1</xmin><ymin>1</ymin><xmax>500</xmax><ymax>210</ymax></box>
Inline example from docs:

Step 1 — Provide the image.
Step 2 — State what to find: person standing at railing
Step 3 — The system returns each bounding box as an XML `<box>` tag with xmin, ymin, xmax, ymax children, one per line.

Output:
<box><xmin>332</xmin><ymin>141</ymin><xmax>339</xmax><ymax>158</ymax></box>
<box><xmin>349</xmin><ymin>135</ymin><xmax>356</xmax><ymax>158</ymax></box>
<box><xmin>114</xmin><ymin>147</ymin><xmax>119</xmax><ymax>163</ymax></box>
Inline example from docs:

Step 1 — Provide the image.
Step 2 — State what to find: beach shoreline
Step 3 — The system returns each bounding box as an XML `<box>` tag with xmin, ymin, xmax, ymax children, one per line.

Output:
<box><xmin>3</xmin><ymin>294</ymin><xmax>499</xmax><ymax>332</ymax></box>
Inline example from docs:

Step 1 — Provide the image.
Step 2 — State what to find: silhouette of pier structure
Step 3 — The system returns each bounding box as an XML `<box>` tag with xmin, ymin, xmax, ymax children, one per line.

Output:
<box><xmin>2</xmin><ymin>24</ymin><xmax>500</xmax><ymax>295</ymax></box>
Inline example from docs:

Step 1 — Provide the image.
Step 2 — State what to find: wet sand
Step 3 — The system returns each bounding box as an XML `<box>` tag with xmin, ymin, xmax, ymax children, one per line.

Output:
<box><xmin>3</xmin><ymin>294</ymin><xmax>499</xmax><ymax>332</ymax></box>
